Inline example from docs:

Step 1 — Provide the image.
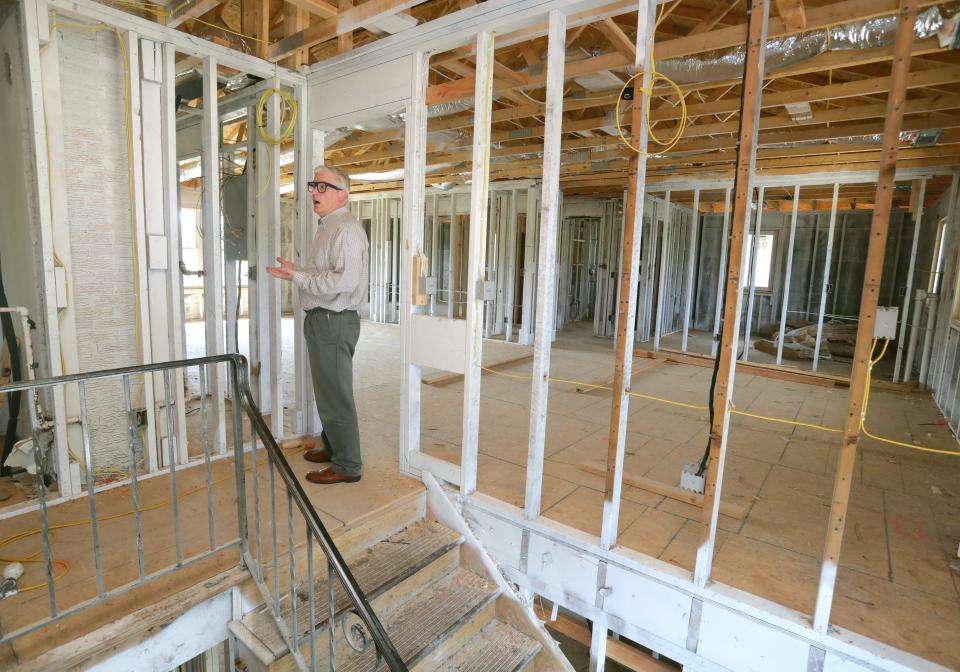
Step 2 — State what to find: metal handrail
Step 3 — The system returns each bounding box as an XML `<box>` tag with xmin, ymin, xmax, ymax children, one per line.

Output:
<box><xmin>0</xmin><ymin>353</ymin><xmax>407</xmax><ymax>671</ymax></box>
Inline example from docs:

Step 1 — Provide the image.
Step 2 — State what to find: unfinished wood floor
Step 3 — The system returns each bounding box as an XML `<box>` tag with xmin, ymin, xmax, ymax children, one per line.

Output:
<box><xmin>395</xmin><ymin>321</ymin><xmax>956</xmax><ymax>670</ymax></box>
<box><xmin>196</xmin><ymin>317</ymin><xmax>957</xmax><ymax>668</ymax></box>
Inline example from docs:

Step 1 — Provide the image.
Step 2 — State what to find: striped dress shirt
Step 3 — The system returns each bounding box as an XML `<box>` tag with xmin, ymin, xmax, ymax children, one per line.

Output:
<box><xmin>293</xmin><ymin>206</ymin><xmax>369</xmax><ymax>313</ymax></box>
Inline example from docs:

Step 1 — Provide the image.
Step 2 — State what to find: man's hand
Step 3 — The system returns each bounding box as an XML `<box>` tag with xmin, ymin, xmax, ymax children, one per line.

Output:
<box><xmin>266</xmin><ymin>257</ymin><xmax>296</xmax><ymax>281</ymax></box>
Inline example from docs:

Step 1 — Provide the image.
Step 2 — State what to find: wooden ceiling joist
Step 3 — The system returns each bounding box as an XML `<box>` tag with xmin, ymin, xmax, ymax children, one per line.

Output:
<box><xmin>270</xmin><ymin>0</ymin><xmax>427</xmax><ymax>61</ymax></box>
<box><xmin>168</xmin><ymin>0</ymin><xmax>223</xmax><ymax>28</ymax></box>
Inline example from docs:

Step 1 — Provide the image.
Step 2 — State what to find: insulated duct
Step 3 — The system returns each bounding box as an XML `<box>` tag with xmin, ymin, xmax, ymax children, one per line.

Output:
<box><xmin>654</xmin><ymin>7</ymin><xmax>953</xmax><ymax>84</ymax></box>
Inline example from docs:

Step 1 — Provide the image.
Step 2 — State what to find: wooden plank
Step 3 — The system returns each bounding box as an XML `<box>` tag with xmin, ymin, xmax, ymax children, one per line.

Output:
<box><xmin>285</xmin><ymin>0</ymin><xmax>338</xmax><ymax>18</ymax></box>
<box><xmin>423</xmin><ymin>0</ymin><xmax>945</xmax><ymax>107</ymax></box>
<box><xmin>812</xmin><ymin>0</ymin><xmax>919</xmax><ymax>633</ymax></box>
<box><xmin>688</xmin><ymin>0</ymin><xmax>740</xmax><ymax>35</ymax></box>
<box><xmin>602</xmin><ymin>0</ymin><xmax>654</xmax><ymax>553</ymax></box>
<box><xmin>525</xmin><ymin>10</ymin><xmax>566</xmax><ymax>521</ymax></box>
<box><xmin>339</xmin><ymin>0</ymin><xmax>354</xmax><ymax>53</ymax></box>
<box><xmin>167</xmin><ymin>0</ymin><xmax>222</xmax><ymax>27</ymax></box>
<box><xmin>269</xmin><ymin>16</ymin><xmax>338</xmax><ymax>61</ymax></box>
<box><xmin>581</xmin><ymin>462</ymin><xmax>747</xmax><ymax>520</ymax></box>
<box><xmin>637</xmin><ymin>347</ymin><xmax>841</xmax><ymax>388</ymax></box>
<box><xmin>776</xmin><ymin>0</ymin><xmax>807</xmax><ymax>30</ymax></box>
<box><xmin>422</xmin><ymin>352</ymin><xmax>533</xmax><ymax>386</ymax></box>
<box><xmin>338</xmin><ymin>0</ymin><xmax>424</xmax><ymax>35</ymax></box>
<box><xmin>596</xmin><ymin>18</ymin><xmax>636</xmax><ymax>61</ymax></box>
<box><xmin>533</xmin><ymin>604</ymin><xmax>676</xmax><ymax>672</ymax></box>
<box><xmin>459</xmin><ymin>30</ymin><xmax>494</xmax><ymax>496</ymax></box>
<box><xmin>693</xmin><ymin>0</ymin><xmax>769</xmax><ymax>589</ymax></box>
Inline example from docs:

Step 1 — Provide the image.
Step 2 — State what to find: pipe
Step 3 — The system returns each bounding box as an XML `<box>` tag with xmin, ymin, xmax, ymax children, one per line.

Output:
<box><xmin>919</xmin><ymin>293</ymin><xmax>939</xmax><ymax>385</ymax></box>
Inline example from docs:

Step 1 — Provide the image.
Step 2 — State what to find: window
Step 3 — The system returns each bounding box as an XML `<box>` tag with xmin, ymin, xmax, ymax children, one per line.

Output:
<box><xmin>746</xmin><ymin>233</ymin><xmax>775</xmax><ymax>290</ymax></box>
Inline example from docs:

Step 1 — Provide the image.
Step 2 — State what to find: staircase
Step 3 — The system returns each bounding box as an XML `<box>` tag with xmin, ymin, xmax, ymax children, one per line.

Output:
<box><xmin>230</xmin><ymin>489</ymin><xmax>552</xmax><ymax>672</ymax></box>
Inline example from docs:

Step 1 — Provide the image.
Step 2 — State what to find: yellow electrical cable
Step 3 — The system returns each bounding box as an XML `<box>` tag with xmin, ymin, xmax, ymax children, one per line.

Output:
<box><xmin>477</xmin><ymin>343</ymin><xmax>959</xmax><ymax>457</ymax></box>
<box><xmin>614</xmin><ymin>1</ymin><xmax>688</xmax><ymax>156</ymax></box>
<box><xmin>256</xmin><ymin>87</ymin><xmax>298</xmax><ymax>146</ymax></box>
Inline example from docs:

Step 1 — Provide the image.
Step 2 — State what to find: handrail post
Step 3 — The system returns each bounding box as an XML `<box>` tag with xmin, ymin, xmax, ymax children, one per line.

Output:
<box><xmin>231</xmin><ymin>360</ymin><xmax>250</xmax><ymax>559</ymax></box>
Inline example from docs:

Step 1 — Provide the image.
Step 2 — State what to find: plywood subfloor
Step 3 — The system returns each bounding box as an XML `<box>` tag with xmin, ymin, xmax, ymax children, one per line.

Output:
<box><xmin>132</xmin><ymin>317</ymin><xmax>957</xmax><ymax>668</ymax></box>
<box><xmin>334</xmin><ymin>320</ymin><xmax>957</xmax><ymax>669</ymax></box>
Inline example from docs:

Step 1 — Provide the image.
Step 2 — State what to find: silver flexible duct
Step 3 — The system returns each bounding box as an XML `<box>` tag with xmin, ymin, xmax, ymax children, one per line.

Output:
<box><xmin>654</xmin><ymin>7</ymin><xmax>948</xmax><ymax>84</ymax></box>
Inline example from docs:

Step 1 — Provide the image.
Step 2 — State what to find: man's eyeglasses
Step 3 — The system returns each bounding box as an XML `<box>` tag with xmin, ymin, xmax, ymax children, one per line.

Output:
<box><xmin>307</xmin><ymin>180</ymin><xmax>344</xmax><ymax>193</ymax></box>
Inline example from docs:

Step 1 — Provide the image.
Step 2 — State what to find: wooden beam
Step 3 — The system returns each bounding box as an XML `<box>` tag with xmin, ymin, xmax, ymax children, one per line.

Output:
<box><xmin>167</xmin><ymin>0</ymin><xmax>222</xmax><ymax>28</ymax></box>
<box><xmin>284</xmin><ymin>0</ymin><xmax>338</xmax><ymax>18</ymax></box>
<box><xmin>339</xmin><ymin>0</ymin><xmax>355</xmax><ymax>53</ymax></box>
<box><xmin>580</xmin><ymin>462</ymin><xmax>747</xmax><ymax>519</ymax></box>
<box><xmin>532</xmin><ymin>604</ymin><xmax>677</xmax><ymax>672</ymax></box>
<box><xmin>776</xmin><ymin>0</ymin><xmax>807</xmax><ymax>30</ymax></box>
<box><xmin>812</xmin><ymin>0</ymin><xmax>918</xmax><ymax>634</ymax></box>
<box><xmin>338</xmin><ymin>0</ymin><xmax>424</xmax><ymax>35</ymax></box>
<box><xmin>269</xmin><ymin>16</ymin><xmax>337</xmax><ymax>60</ymax></box>
<box><xmin>693</xmin><ymin>0</ymin><xmax>769</xmax><ymax>590</ymax></box>
<box><xmin>283</xmin><ymin>6</ymin><xmax>310</xmax><ymax>69</ymax></box>
<box><xmin>257</xmin><ymin>0</ymin><xmax>269</xmax><ymax>59</ymax></box>
<box><xmin>688</xmin><ymin>0</ymin><xmax>739</xmax><ymax>35</ymax></box>
<box><xmin>518</xmin><ymin>42</ymin><xmax>543</xmax><ymax>73</ymax></box>
<box><xmin>425</xmin><ymin>0</ymin><xmax>945</xmax><ymax>106</ymax></box>
<box><xmin>603</xmin><ymin>0</ymin><xmax>654</xmax><ymax>552</ymax></box>
<box><xmin>596</xmin><ymin>18</ymin><xmax>636</xmax><ymax>61</ymax></box>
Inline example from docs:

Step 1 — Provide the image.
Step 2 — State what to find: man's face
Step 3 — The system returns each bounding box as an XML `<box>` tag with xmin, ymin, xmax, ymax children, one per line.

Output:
<box><xmin>311</xmin><ymin>170</ymin><xmax>347</xmax><ymax>217</ymax></box>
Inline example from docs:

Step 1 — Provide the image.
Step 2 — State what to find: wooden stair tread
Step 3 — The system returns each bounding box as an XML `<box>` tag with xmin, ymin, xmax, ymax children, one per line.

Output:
<box><xmin>322</xmin><ymin>569</ymin><xmax>500</xmax><ymax>672</ymax></box>
<box><xmin>438</xmin><ymin>621</ymin><xmax>542</xmax><ymax>672</ymax></box>
<box><xmin>242</xmin><ymin>519</ymin><xmax>463</xmax><ymax>658</ymax></box>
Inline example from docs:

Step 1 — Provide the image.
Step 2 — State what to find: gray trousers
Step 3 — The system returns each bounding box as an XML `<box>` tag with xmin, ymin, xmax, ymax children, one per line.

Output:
<box><xmin>304</xmin><ymin>308</ymin><xmax>362</xmax><ymax>477</ymax></box>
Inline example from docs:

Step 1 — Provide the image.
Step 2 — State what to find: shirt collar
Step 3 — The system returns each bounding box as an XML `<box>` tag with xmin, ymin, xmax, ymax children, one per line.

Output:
<box><xmin>319</xmin><ymin>205</ymin><xmax>350</xmax><ymax>225</ymax></box>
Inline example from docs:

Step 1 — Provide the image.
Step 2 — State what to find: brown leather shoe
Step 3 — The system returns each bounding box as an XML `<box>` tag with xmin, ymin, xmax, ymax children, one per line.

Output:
<box><xmin>304</xmin><ymin>448</ymin><xmax>332</xmax><ymax>463</ymax></box>
<box><xmin>306</xmin><ymin>468</ymin><xmax>360</xmax><ymax>484</ymax></box>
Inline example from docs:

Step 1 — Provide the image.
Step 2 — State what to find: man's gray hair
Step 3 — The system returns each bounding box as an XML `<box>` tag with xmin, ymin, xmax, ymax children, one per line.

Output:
<box><xmin>314</xmin><ymin>165</ymin><xmax>351</xmax><ymax>196</ymax></box>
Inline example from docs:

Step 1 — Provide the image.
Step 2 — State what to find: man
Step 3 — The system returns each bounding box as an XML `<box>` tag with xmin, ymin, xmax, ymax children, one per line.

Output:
<box><xmin>266</xmin><ymin>166</ymin><xmax>368</xmax><ymax>484</ymax></box>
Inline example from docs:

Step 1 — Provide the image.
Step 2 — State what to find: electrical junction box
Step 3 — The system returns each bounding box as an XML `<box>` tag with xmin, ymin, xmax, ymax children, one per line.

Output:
<box><xmin>875</xmin><ymin>307</ymin><xmax>899</xmax><ymax>340</ymax></box>
<box><xmin>424</xmin><ymin>276</ymin><xmax>437</xmax><ymax>295</ymax></box>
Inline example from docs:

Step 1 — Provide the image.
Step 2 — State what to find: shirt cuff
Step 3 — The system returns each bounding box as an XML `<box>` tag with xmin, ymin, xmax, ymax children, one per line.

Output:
<box><xmin>292</xmin><ymin>270</ymin><xmax>310</xmax><ymax>291</ymax></box>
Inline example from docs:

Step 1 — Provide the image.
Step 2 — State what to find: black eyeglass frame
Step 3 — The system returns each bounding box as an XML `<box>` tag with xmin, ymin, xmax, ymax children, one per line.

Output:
<box><xmin>306</xmin><ymin>180</ymin><xmax>345</xmax><ymax>193</ymax></box>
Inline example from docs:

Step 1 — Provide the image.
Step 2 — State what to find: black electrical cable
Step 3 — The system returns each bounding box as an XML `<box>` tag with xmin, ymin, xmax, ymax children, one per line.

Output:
<box><xmin>0</xmin><ymin>252</ymin><xmax>23</xmax><ymax>476</ymax></box>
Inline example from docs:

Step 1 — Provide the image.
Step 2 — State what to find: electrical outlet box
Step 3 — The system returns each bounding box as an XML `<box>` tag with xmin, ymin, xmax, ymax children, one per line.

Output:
<box><xmin>424</xmin><ymin>277</ymin><xmax>437</xmax><ymax>295</ymax></box>
<box><xmin>54</xmin><ymin>267</ymin><xmax>68</xmax><ymax>309</ymax></box>
<box><xmin>680</xmin><ymin>463</ymin><xmax>705</xmax><ymax>494</ymax></box>
<box><xmin>875</xmin><ymin>307</ymin><xmax>899</xmax><ymax>340</ymax></box>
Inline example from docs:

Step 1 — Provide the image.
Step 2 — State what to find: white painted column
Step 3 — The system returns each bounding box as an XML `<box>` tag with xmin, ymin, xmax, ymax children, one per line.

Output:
<box><xmin>430</xmin><ymin>193</ymin><xmax>440</xmax><ymax>316</ymax></box>
<box><xmin>811</xmin><ymin>183</ymin><xmax>840</xmax><ymax>372</ymax></box>
<box><xmin>123</xmin><ymin>32</ymin><xmax>160</xmax><ymax>471</ymax></box>
<box><xmin>711</xmin><ymin>188</ymin><xmax>732</xmax><ymax>357</ymax></box>
<box><xmin>653</xmin><ymin>190</ymin><xmax>671</xmax><ymax>351</ymax></box>
<box><xmin>524</xmin><ymin>10</ymin><xmax>566</xmax><ymax>519</ymax></box>
<box><xmin>504</xmin><ymin>190</ymin><xmax>519</xmax><ymax>342</ymax></box>
<box><xmin>201</xmin><ymin>55</ymin><xmax>226</xmax><ymax>453</ymax></box>
<box><xmin>27</xmin><ymin>3</ymin><xmax>79</xmax><ymax>495</ymax></box>
<box><xmin>681</xmin><ymin>189</ymin><xmax>700</xmax><ymax>352</ymax></box>
<box><xmin>160</xmin><ymin>43</ymin><xmax>188</xmax><ymax>462</ymax></box>
<box><xmin>447</xmin><ymin>193</ymin><xmax>457</xmax><ymax>319</ymax></box>
<box><xmin>460</xmin><ymin>31</ymin><xmax>495</xmax><ymax>496</ymax></box>
<box><xmin>399</xmin><ymin>51</ymin><xmax>429</xmax><ymax>476</ymax></box>
<box><xmin>894</xmin><ymin>176</ymin><xmax>926</xmax><ymax>382</ymax></box>
<box><xmin>742</xmin><ymin>185</ymin><xmax>764</xmax><ymax>363</ymax></box>
<box><xmin>140</xmin><ymin>38</ymin><xmax>181</xmax><ymax>466</ymax></box>
<box><xmin>599</xmin><ymin>0</ymin><xmax>655</xmax><ymax>553</ymax></box>
<box><xmin>519</xmin><ymin>187</ymin><xmax>539</xmax><ymax>345</ymax></box>
<box><xmin>776</xmin><ymin>185</ymin><xmax>801</xmax><ymax>366</ymax></box>
<box><xmin>295</xmin><ymin>119</ymin><xmax>321</xmax><ymax>435</ymax></box>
